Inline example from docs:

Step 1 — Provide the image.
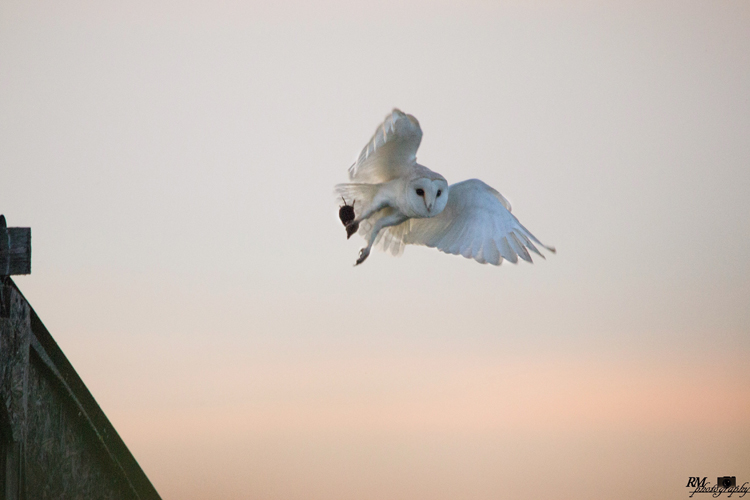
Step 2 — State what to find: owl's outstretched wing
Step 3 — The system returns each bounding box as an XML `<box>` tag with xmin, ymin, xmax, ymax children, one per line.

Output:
<box><xmin>402</xmin><ymin>179</ymin><xmax>555</xmax><ymax>265</ymax></box>
<box><xmin>348</xmin><ymin>109</ymin><xmax>423</xmax><ymax>183</ymax></box>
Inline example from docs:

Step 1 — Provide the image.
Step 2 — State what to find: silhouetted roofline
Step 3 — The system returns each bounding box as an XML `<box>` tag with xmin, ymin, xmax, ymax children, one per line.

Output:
<box><xmin>8</xmin><ymin>277</ymin><xmax>161</xmax><ymax>500</ymax></box>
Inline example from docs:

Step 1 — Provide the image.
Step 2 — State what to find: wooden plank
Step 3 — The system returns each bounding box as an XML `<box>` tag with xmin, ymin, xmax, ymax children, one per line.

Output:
<box><xmin>0</xmin><ymin>216</ymin><xmax>31</xmax><ymax>276</ymax></box>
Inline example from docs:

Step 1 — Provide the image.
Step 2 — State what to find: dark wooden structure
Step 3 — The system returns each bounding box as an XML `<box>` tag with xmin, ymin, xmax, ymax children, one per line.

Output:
<box><xmin>1</xmin><ymin>216</ymin><xmax>160</xmax><ymax>500</ymax></box>
<box><xmin>0</xmin><ymin>216</ymin><xmax>30</xmax><ymax>277</ymax></box>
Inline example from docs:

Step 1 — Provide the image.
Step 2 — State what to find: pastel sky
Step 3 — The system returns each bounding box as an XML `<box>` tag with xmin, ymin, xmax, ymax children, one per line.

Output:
<box><xmin>1</xmin><ymin>0</ymin><xmax>748</xmax><ymax>498</ymax></box>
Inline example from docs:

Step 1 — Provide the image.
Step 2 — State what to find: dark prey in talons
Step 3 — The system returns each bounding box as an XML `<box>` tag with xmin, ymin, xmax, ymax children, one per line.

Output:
<box><xmin>338</xmin><ymin>198</ymin><xmax>359</xmax><ymax>238</ymax></box>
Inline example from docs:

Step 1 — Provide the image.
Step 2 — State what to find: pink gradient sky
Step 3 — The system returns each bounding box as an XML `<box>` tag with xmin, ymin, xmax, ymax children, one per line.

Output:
<box><xmin>2</xmin><ymin>0</ymin><xmax>749</xmax><ymax>498</ymax></box>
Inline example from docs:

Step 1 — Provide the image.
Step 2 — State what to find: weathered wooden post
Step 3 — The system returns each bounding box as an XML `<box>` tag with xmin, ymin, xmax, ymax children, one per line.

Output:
<box><xmin>0</xmin><ymin>215</ymin><xmax>31</xmax><ymax>279</ymax></box>
<box><xmin>0</xmin><ymin>216</ymin><xmax>31</xmax><ymax>499</ymax></box>
<box><xmin>1</xmin><ymin>215</ymin><xmax>31</xmax><ymax>320</ymax></box>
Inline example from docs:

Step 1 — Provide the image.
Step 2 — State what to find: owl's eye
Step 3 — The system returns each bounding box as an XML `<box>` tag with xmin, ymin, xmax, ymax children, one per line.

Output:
<box><xmin>436</xmin><ymin>190</ymin><xmax>442</xmax><ymax>197</ymax></box>
<box><xmin>415</xmin><ymin>188</ymin><xmax>425</xmax><ymax>196</ymax></box>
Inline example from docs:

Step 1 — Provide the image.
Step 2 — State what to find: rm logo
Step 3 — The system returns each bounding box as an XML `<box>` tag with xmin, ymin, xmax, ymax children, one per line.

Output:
<box><xmin>686</xmin><ymin>475</ymin><xmax>748</xmax><ymax>497</ymax></box>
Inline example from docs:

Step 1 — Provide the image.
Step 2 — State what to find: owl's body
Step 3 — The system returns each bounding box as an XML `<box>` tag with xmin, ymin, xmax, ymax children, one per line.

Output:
<box><xmin>335</xmin><ymin>109</ymin><xmax>554</xmax><ymax>266</ymax></box>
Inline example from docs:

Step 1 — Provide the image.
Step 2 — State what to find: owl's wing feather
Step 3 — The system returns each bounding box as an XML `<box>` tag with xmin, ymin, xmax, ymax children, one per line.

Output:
<box><xmin>348</xmin><ymin>109</ymin><xmax>423</xmax><ymax>183</ymax></box>
<box><xmin>403</xmin><ymin>179</ymin><xmax>555</xmax><ymax>265</ymax></box>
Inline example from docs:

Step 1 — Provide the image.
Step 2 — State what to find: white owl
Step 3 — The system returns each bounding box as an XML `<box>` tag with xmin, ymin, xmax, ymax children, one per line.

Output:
<box><xmin>336</xmin><ymin>109</ymin><xmax>555</xmax><ymax>266</ymax></box>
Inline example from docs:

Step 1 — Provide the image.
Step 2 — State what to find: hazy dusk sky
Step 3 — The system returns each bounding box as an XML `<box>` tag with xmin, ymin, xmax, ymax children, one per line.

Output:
<box><xmin>1</xmin><ymin>1</ymin><xmax>749</xmax><ymax>498</ymax></box>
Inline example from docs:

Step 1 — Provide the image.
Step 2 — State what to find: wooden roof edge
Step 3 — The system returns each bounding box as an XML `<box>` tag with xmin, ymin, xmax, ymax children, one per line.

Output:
<box><xmin>7</xmin><ymin>278</ymin><xmax>162</xmax><ymax>500</ymax></box>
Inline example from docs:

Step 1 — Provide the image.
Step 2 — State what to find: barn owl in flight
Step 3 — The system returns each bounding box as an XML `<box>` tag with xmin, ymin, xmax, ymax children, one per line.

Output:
<box><xmin>336</xmin><ymin>109</ymin><xmax>555</xmax><ymax>266</ymax></box>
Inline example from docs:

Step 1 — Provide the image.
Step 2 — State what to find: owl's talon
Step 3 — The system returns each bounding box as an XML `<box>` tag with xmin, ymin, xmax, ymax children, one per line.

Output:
<box><xmin>355</xmin><ymin>247</ymin><xmax>370</xmax><ymax>266</ymax></box>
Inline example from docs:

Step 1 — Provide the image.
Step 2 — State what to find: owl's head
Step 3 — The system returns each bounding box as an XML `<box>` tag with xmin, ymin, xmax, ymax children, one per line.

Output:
<box><xmin>407</xmin><ymin>177</ymin><xmax>449</xmax><ymax>217</ymax></box>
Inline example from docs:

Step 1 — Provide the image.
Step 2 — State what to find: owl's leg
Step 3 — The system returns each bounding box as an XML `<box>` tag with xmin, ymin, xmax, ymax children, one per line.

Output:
<box><xmin>348</xmin><ymin>199</ymin><xmax>388</xmax><ymax>227</ymax></box>
<box><xmin>355</xmin><ymin>212</ymin><xmax>408</xmax><ymax>266</ymax></box>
